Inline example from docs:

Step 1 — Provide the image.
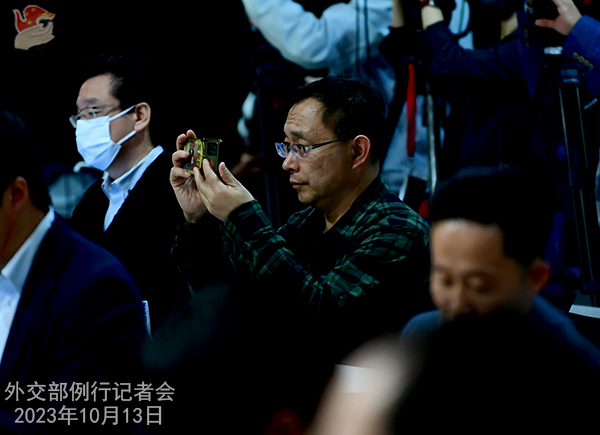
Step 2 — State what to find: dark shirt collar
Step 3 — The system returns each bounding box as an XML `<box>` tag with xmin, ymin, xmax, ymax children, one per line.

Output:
<box><xmin>298</xmin><ymin>176</ymin><xmax>388</xmax><ymax>236</ymax></box>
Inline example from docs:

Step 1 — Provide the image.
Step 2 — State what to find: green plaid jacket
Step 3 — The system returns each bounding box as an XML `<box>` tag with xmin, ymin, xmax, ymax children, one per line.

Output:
<box><xmin>174</xmin><ymin>177</ymin><xmax>431</xmax><ymax>330</ymax></box>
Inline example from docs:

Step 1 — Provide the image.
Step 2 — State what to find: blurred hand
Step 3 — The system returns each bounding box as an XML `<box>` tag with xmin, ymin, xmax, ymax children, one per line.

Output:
<box><xmin>535</xmin><ymin>0</ymin><xmax>582</xmax><ymax>35</ymax></box>
<box><xmin>195</xmin><ymin>158</ymin><xmax>255</xmax><ymax>222</ymax></box>
<box><xmin>230</xmin><ymin>151</ymin><xmax>263</xmax><ymax>180</ymax></box>
<box><xmin>392</xmin><ymin>0</ymin><xmax>405</xmax><ymax>28</ymax></box>
<box><xmin>170</xmin><ymin>130</ymin><xmax>208</xmax><ymax>223</ymax></box>
<box><xmin>420</xmin><ymin>0</ymin><xmax>445</xmax><ymax>29</ymax></box>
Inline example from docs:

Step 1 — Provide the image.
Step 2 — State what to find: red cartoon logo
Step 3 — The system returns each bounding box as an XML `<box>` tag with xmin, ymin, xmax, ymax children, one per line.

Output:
<box><xmin>13</xmin><ymin>5</ymin><xmax>55</xmax><ymax>50</ymax></box>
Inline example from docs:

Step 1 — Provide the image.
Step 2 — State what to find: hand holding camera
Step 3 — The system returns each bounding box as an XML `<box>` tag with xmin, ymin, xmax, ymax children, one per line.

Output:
<box><xmin>171</xmin><ymin>130</ymin><xmax>254</xmax><ymax>223</ymax></box>
<box><xmin>534</xmin><ymin>0</ymin><xmax>582</xmax><ymax>35</ymax></box>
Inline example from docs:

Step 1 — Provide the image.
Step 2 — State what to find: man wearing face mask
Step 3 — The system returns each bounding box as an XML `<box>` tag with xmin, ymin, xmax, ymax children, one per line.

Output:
<box><xmin>69</xmin><ymin>54</ymin><xmax>196</xmax><ymax>330</ymax></box>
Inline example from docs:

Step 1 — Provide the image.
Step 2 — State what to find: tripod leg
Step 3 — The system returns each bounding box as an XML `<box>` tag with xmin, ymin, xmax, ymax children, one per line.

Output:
<box><xmin>558</xmin><ymin>78</ymin><xmax>600</xmax><ymax>303</ymax></box>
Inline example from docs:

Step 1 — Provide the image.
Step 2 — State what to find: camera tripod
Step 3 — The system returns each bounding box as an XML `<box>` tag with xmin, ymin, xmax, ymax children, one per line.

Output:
<box><xmin>549</xmin><ymin>56</ymin><xmax>600</xmax><ymax>306</ymax></box>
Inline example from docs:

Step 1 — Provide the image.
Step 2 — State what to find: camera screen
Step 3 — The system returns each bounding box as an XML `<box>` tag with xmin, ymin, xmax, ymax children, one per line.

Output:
<box><xmin>207</xmin><ymin>142</ymin><xmax>219</xmax><ymax>156</ymax></box>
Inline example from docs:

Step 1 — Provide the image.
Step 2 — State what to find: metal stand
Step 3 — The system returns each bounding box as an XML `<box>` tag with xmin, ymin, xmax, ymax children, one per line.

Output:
<box><xmin>554</xmin><ymin>62</ymin><xmax>600</xmax><ymax>306</ymax></box>
<box><xmin>425</xmin><ymin>80</ymin><xmax>441</xmax><ymax>194</ymax></box>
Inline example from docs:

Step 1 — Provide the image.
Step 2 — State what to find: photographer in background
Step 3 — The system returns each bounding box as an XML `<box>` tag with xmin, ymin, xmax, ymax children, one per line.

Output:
<box><xmin>385</xmin><ymin>0</ymin><xmax>599</xmax><ymax>308</ymax></box>
<box><xmin>383</xmin><ymin>0</ymin><xmax>534</xmax><ymax>182</ymax></box>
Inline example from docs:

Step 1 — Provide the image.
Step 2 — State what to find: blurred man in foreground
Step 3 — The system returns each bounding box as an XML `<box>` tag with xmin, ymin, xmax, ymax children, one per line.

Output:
<box><xmin>402</xmin><ymin>165</ymin><xmax>600</xmax><ymax>367</ymax></box>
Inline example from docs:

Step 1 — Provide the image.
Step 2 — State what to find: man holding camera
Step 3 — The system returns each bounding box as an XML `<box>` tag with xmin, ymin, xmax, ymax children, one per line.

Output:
<box><xmin>383</xmin><ymin>0</ymin><xmax>530</xmax><ymax>182</ymax></box>
<box><xmin>170</xmin><ymin>75</ymin><xmax>432</xmax><ymax>362</ymax></box>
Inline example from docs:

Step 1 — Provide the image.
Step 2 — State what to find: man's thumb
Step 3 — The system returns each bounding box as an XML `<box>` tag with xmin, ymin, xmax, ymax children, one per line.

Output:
<box><xmin>218</xmin><ymin>162</ymin><xmax>237</xmax><ymax>186</ymax></box>
<box><xmin>534</xmin><ymin>18</ymin><xmax>553</xmax><ymax>28</ymax></box>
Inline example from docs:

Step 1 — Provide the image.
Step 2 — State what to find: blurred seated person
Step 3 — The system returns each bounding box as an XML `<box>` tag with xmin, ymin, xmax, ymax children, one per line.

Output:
<box><xmin>0</xmin><ymin>110</ymin><xmax>147</xmax><ymax>432</ymax></box>
<box><xmin>308</xmin><ymin>313</ymin><xmax>600</xmax><ymax>435</ymax></box>
<box><xmin>401</xmin><ymin>166</ymin><xmax>600</xmax><ymax>368</ymax></box>
<box><xmin>141</xmin><ymin>276</ymin><xmax>335</xmax><ymax>435</ymax></box>
<box><xmin>170</xmin><ymin>74</ymin><xmax>433</xmax><ymax>365</ymax></box>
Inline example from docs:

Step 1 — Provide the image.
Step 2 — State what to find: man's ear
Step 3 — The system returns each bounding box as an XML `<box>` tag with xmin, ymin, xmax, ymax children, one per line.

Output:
<box><xmin>351</xmin><ymin>135</ymin><xmax>372</xmax><ymax>170</ymax></box>
<box><xmin>527</xmin><ymin>258</ymin><xmax>552</xmax><ymax>297</ymax></box>
<box><xmin>133</xmin><ymin>102</ymin><xmax>151</xmax><ymax>132</ymax></box>
<box><xmin>6</xmin><ymin>177</ymin><xmax>30</xmax><ymax>213</ymax></box>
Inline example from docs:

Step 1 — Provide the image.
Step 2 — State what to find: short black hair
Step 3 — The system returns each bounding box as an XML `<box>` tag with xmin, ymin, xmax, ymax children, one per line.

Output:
<box><xmin>0</xmin><ymin>110</ymin><xmax>51</xmax><ymax>212</ymax></box>
<box><xmin>291</xmin><ymin>74</ymin><xmax>388</xmax><ymax>164</ymax></box>
<box><xmin>80</xmin><ymin>54</ymin><xmax>154</xmax><ymax>110</ymax></box>
<box><xmin>429</xmin><ymin>166</ymin><xmax>553</xmax><ymax>268</ymax></box>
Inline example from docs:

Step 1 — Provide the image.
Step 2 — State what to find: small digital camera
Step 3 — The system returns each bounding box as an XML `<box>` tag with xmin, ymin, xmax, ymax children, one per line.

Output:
<box><xmin>182</xmin><ymin>138</ymin><xmax>222</xmax><ymax>178</ymax></box>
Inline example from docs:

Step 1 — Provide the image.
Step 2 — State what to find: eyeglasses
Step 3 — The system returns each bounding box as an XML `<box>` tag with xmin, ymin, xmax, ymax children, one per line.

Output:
<box><xmin>69</xmin><ymin>104</ymin><xmax>120</xmax><ymax>128</ymax></box>
<box><xmin>275</xmin><ymin>139</ymin><xmax>345</xmax><ymax>159</ymax></box>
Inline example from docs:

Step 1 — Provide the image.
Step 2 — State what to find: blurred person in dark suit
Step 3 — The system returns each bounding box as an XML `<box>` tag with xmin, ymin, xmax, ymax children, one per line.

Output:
<box><xmin>0</xmin><ymin>109</ymin><xmax>147</xmax><ymax>434</ymax></box>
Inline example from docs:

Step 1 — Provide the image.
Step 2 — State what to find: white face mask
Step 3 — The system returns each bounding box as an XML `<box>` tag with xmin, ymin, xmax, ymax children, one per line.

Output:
<box><xmin>75</xmin><ymin>105</ymin><xmax>137</xmax><ymax>171</ymax></box>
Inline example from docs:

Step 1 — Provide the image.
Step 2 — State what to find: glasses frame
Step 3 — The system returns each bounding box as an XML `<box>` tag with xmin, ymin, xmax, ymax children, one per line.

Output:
<box><xmin>275</xmin><ymin>138</ymin><xmax>345</xmax><ymax>159</ymax></box>
<box><xmin>69</xmin><ymin>103</ymin><xmax>121</xmax><ymax>128</ymax></box>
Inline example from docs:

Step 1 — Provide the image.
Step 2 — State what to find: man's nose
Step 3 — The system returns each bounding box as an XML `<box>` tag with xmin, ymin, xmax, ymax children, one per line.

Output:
<box><xmin>282</xmin><ymin>152</ymin><xmax>298</xmax><ymax>172</ymax></box>
<box><xmin>448</xmin><ymin>287</ymin><xmax>475</xmax><ymax>320</ymax></box>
